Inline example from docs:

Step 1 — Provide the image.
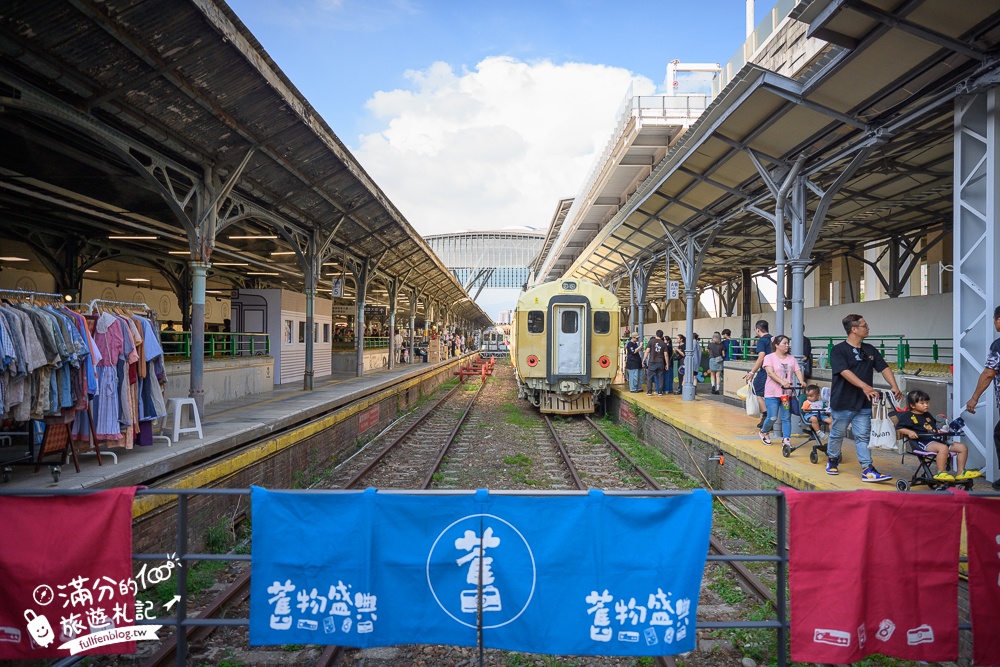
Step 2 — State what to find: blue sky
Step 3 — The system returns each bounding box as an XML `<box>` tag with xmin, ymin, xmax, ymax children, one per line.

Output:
<box><xmin>227</xmin><ymin>0</ymin><xmax>768</xmax><ymax>319</ymax></box>
<box><xmin>231</xmin><ymin>0</ymin><xmax>762</xmax><ymax>140</ymax></box>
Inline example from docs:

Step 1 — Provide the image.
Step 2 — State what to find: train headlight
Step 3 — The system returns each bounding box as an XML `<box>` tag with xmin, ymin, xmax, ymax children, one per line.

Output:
<box><xmin>598</xmin><ymin>355</ymin><xmax>610</xmax><ymax>368</ymax></box>
<box><xmin>526</xmin><ymin>355</ymin><xmax>539</xmax><ymax>367</ymax></box>
<box><xmin>561</xmin><ymin>281</ymin><xmax>577</xmax><ymax>290</ymax></box>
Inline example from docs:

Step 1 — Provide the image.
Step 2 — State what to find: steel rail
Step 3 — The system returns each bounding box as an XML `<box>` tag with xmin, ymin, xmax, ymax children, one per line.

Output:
<box><xmin>340</xmin><ymin>378</ymin><xmax>468</xmax><ymax>489</ymax></box>
<box><xmin>420</xmin><ymin>378</ymin><xmax>488</xmax><ymax>489</ymax></box>
<box><xmin>584</xmin><ymin>416</ymin><xmax>777</xmax><ymax>609</ymax></box>
<box><xmin>542</xmin><ymin>414</ymin><xmax>587</xmax><ymax>490</ymax></box>
<box><xmin>141</xmin><ymin>570</ymin><xmax>251</xmax><ymax>667</ymax></box>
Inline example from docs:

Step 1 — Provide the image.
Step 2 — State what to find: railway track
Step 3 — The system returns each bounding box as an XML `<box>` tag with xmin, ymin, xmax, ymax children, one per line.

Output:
<box><xmin>141</xmin><ymin>365</ymin><xmax>778</xmax><ymax>666</ymax></box>
<box><xmin>543</xmin><ymin>413</ymin><xmax>777</xmax><ymax>608</ymax></box>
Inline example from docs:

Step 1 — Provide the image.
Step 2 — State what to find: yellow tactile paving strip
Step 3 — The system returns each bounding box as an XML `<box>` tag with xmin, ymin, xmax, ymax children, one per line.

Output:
<box><xmin>610</xmin><ymin>384</ymin><xmax>966</xmax><ymax>492</ymax></box>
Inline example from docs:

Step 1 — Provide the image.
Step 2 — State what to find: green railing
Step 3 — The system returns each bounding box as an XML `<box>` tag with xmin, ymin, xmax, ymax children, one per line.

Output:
<box><xmin>161</xmin><ymin>332</ymin><xmax>270</xmax><ymax>359</ymax></box>
<box><xmin>332</xmin><ymin>336</ymin><xmax>389</xmax><ymax>351</ymax></box>
<box><xmin>730</xmin><ymin>335</ymin><xmax>953</xmax><ymax>371</ymax></box>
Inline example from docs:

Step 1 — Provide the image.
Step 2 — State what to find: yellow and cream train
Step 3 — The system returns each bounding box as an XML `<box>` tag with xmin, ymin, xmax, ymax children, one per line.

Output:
<box><xmin>510</xmin><ymin>279</ymin><xmax>619</xmax><ymax>414</ymax></box>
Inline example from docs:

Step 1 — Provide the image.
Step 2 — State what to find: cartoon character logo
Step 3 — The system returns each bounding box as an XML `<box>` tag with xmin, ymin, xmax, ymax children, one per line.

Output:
<box><xmin>813</xmin><ymin>628</ymin><xmax>850</xmax><ymax>647</ymax></box>
<box><xmin>906</xmin><ymin>624</ymin><xmax>935</xmax><ymax>645</ymax></box>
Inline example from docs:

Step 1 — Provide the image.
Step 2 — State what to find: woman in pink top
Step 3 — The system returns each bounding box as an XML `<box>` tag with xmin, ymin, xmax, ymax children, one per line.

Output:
<box><xmin>759</xmin><ymin>334</ymin><xmax>806</xmax><ymax>446</ymax></box>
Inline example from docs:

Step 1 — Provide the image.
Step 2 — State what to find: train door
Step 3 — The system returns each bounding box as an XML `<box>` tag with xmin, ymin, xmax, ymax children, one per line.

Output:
<box><xmin>554</xmin><ymin>305</ymin><xmax>585</xmax><ymax>375</ymax></box>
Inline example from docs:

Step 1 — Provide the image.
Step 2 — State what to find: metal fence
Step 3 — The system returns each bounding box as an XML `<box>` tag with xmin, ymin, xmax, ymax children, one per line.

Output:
<box><xmin>2</xmin><ymin>486</ymin><xmax>987</xmax><ymax>666</ymax></box>
<box><xmin>161</xmin><ymin>332</ymin><xmax>270</xmax><ymax>359</ymax></box>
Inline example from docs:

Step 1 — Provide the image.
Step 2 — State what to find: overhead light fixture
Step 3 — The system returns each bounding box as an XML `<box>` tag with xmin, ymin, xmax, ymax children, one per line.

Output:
<box><xmin>247</xmin><ymin>272</ymin><xmax>280</xmax><ymax>276</ymax></box>
<box><xmin>229</xmin><ymin>235</ymin><xmax>278</xmax><ymax>240</ymax></box>
<box><xmin>125</xmin><ymin>277</ymin><xmax>150</xmax><ymax>282</ymax></box>
<box><xmin>84</xmin><ymin>269</ymin><xmax>98</xmax><ymax>274</ymax></box>
<box><xmin>108</xmin><ymin>235</ymin><xmax>157</xmax><ymax>240</ymax></box>
<box><xmin>322</xmin><ymin>262</ymin><xmax>338</xmax><ymax>266</ymax></box>
<box><xmin>271</xmin><ymin>251</ymin><xmax>296</xmax><ymax>256</ymax></box>
<box><xmin>206</xmin><ymin>290</ymin><xmax>224</xmax><ymax>294</ymax></box>
<box><xmin>0</xmin><ymin>256</ymin><xmax>30</xmax><ymax>261</ymax></box>
<box><xmin>213</xmin><ymin>262</ymin><xmax>250</xmax><ymax>266</ymax></box>
<box><xmin>168</xmin><ymin>251</ymin><xmax>190</xmax><ymax>255</ymax></box>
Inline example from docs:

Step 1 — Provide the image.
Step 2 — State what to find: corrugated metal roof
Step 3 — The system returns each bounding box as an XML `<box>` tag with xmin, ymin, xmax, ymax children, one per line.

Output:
<box><xmin>0</xmin><ymin>0</ymin><xmax>490</xmax><ymax>326</ymax></box>
<box><xmin>559</xmin><ymin>0</ymin><xmax>1000</xmax><ymax>301</ymax></box>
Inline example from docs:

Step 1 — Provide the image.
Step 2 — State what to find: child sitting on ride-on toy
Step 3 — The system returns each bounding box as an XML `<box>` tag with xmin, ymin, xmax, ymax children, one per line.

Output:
<box><xmin>895</xmin><ymin>389</ymin><xmax>981</xmax><ymax>482</ymax></box>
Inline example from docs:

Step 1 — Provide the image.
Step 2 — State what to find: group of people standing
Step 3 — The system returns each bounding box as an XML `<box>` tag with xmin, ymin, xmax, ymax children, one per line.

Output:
<box><xmin>622</xmin><ymin>328</ymin><xmax>740</xmax><ymax>396</ymax></box>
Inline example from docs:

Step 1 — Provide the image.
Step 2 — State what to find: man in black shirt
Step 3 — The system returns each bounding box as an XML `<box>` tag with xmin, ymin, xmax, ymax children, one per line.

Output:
<box><xmin>624</xmin><ymin>332</ymin><xmax>643</xmax><ymax>392</ymax></box>
<box><xmin>963</xmin><ymin>305</ymin><xmax>1000</xmax><ymax>490</ymax></box>
<box><xmin>826</xmin><ymin>313</ymin><xmax>903</xmax><ymax>481</ymax></box>
<box><xmin>642</xmin><ymin>329</ymin><xmax>668</xmax><ymax>396</ymax></box>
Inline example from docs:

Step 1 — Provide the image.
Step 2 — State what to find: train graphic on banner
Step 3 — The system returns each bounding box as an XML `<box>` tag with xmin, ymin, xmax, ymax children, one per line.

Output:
<box><xmin>511</xmin><ymin>279</ymin><xmax>619</xmax><ymax>414</ymax></box>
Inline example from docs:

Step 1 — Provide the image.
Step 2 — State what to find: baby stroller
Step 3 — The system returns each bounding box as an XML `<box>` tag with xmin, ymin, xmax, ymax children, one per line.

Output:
<box><xmin>895</xmin><ymin>417</ymin><xmax>975</xmax><ymax>492</ymax></box>
<box><xmin>781</xmin><ymin>386</ymin><xmax>838</xmax><ymax>465</ymax></box>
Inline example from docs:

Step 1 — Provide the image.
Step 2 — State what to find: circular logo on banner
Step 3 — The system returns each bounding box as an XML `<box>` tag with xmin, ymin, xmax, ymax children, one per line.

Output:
<box><xmin>598</xmin><ymin>355</ymin><xmax>611</xmax><ymax>368</ymax></box>
<box><xmin>204</xmin><ymin>300</ymin><xmax>213</xmax><ymax>319</ymax></box>
<box><xmin>426</xmin><ymin>513</ymin><xmax>535</xmax><ymax>629</ymax></box>
<box><xmin>222</xmin><ymin>301</ymin><xmax>230</xmax><ymax>318</ymax></box>
<box><xmin>101</xmin><ymin>287</ymin><xmax>117</xmax><ymax>301</ymax></box>
<box><xmin>133</xmin><ymin>291</ymin><xmax>146</xmax><ymax>305</ymax></box>
<box><xmin>526</xmin><ymin>355</ymin><xmax>538</xmax><ymax>367</ymax></box>
<box><xmin>159</xmin><ymin>295</ymin><xmax>171</xmax><ymax>316</ymax></box>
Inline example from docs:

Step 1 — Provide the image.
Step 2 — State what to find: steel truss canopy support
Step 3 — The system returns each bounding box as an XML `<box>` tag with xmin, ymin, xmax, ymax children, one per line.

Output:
<box><xmin>954</xmin><ymin>90</ymin><xmax>1000</xmax><ymax>483</ymax></box>
<box><xmin>664</xmin><ymin>225</ymin><xmax>720</xmax><ymax>401</ymax></box>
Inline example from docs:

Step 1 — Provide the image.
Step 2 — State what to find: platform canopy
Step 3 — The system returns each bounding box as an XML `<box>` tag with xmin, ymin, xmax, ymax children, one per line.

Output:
<box><xmin>0</xmin><ymin>0</ymin><xmax>490</xmax><ymax>327</ymax></box>
<box><xmin>556</xmin><ymin>0</ymin><xmax>1000</xmax><ymax>301</ymax></box>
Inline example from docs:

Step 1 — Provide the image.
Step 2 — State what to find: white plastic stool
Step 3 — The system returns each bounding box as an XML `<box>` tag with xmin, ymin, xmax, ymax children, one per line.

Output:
<box><xmin>165</xmin><ymin>398</ymin><xmax>203</xmax><ymax>440</ymax></box>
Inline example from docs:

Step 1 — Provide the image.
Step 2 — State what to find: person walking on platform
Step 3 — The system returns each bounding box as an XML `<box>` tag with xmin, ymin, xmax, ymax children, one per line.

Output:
<box><xmin>962</xmin><ymin>305</ymin><xmax>1000</xmax><ymax>490</ymax></box>
<box><xmin>624</xmin><ymin>332</ymin><xmax>643</xmax><ymax>392</ymax></box>
<box><xmin>760</xmin><ymin>335</ymin><xmax>806</xmax><ymax>447</ymax></box>
<box><xmin>643</xmin><ymin>330</ymin><xmax>668</xmax><ymax>395</ymax></box>
<box><xmin>826</xmin><ymin>313</ymin><xmax>903</xmax><ymax>481</ymax></box>
<box><xmin>674</xmin><ymin>334</ymin><xmax>687</xmax><ymax>394</ymax></box>
<box><xmin>708</xmin><ymin>332</ymin><xmax>726</xmax><ymax>395</ymax></box>
<box><xmin>743</xmin><ymin>321</ymin><xmax>773</xmax><ymax>427</ymax></box>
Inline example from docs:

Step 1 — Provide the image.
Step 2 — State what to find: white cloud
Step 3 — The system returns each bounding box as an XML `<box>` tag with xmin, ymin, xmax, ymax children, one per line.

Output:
<box><xmin>353</xmin><ymin>56</ymin><xmax>655</xmax><ymax>236</ymax></box>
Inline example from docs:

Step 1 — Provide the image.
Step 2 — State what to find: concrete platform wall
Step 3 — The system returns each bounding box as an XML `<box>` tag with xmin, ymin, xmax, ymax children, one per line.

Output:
<box><xmin>165</xmin><ymin>355</ymin><xmax>274</xmax><ymax>407</ymax></box>
<box><xmin>133</xmin><ymin>359</ymin><xmax>465</xmax><ymax>556</ymax></box>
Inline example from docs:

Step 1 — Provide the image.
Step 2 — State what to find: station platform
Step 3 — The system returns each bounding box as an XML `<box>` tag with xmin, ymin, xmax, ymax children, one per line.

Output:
<box><xmin>3</xmin><ymin>362</ymin><xmax>987</xmax><ymax>497</ymax></box>
<box><xmin>608</xmin><ymin>383</ymin><xmax>991</xmax><ymax>493</ymax></box>
<box><xmin>0</xmin><ymin>355</ymin><xmax>472</xmax><ymax>493</ymax></box>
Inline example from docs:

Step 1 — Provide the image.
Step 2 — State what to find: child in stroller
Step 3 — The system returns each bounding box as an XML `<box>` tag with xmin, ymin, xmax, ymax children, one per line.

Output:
<box><xmin>781</xmin><ymin>385</ymin><xmax>838</xmax><ymax>464</ymax></box>
<box><xmin>801</xmin><ymin>384</ymin><xmax>832</xmax><ymax>441</ymax></box>
<box><xmin>894</xmin><ymin>389</ymin><xmax>981</xmax><ymax>489</ymax></box>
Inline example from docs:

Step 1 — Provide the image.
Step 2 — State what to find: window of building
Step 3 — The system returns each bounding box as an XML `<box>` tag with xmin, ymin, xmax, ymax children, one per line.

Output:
<box><xmin>284</xmin><ymin>320</ymin><xmax>293</xmax><ymax>344</ymax></box>
<box><xmin>314</xmin><ymin>323</ymin><xmax>318</xmax><ymax>343</ymax></box>
<box><xmin>323</xmin><ymin>323</ymin><xmax>330</xmax><ymax>342</ymax></box>
<box><xmin>527</xmin><ymin>311</ymin><xmax>544</xmax><ymax>334</ymax></box>
<box><xmin>594</xmin><ymin>311</ymin><xmax>610</xmax><ymax>334</ymax></box>
<box><xmin>298</xmin><ymin>321</ymin><xmax>306</xmax><ymax>343</ymax></box>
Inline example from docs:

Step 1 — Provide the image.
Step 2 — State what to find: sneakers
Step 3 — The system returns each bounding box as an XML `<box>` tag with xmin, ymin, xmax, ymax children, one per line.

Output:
<box><xmin>861</xmin><ymin>466</ymin><xmax>892</xmax><ymax>483</ymax></box>
<box><xmin>933</xmin><ymin>471</ymin><xmax>956</xmax><ymax>483</ymax></box>
<box><xmin>825</xmin><ymin>458</ymin><xmax>839</xmax><ymax>475</ymax></box>
<box><xmin>782</xmin><ymin>438</ymin><xmax>791</xmax><ymax>447</ymax></box>
<box><xmin>758</xmin><ymin>431</ymin><xmax>771</xmax><ymax>445</ymax></box>
<box><xmin>955</xmin><ymin>470</ymin><xmax>981</xmax><ymax>480</ymax></box>
<box><xmin>817</xmin><ymin>431</ymin><xmax>828</xmax><ymax>442</ymax></box>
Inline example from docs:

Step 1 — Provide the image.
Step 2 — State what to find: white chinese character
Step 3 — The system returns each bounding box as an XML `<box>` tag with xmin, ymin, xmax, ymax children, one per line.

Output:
<box><xmin>267</xmin><ymin>580</ymin><xmax>296</xmax><ymax>631</ymax></box>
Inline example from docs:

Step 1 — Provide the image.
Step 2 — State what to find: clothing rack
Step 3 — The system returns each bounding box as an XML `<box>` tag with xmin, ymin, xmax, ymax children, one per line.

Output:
<box><xmin>86</xmin><ymin>298</ymin><xmax>155</xmax><ymax>317</ymax></box>
<box><xmin>0</xmin><ymin>288</ymin><xmax>63</xmax><ymax>303</ymax></box>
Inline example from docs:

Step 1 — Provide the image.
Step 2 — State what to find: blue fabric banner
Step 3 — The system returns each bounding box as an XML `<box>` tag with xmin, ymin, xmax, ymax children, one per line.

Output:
<box><xmin>250</xmin><ymin>487</ymin><xmax>711</xmax><ymax>656</ymax></box>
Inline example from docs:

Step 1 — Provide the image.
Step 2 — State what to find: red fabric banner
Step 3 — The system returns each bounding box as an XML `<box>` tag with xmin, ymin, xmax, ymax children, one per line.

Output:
<box><xmin>785</xmin><ymin>488</ymin><xmax>963</xmax><ymax>664</ymax></box>
<box><xmin>0</xmin><ymin>487</ymin><xmax>137</xmax><ymax>659</ymax></box>
<box><xmin>967</xmin><ymin>496</ymin><xmax>1000</xmax><ymax>666</ymax></box>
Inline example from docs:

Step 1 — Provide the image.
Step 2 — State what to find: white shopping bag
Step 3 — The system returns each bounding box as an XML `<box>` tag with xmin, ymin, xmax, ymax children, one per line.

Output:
<box><xmin>868</xmin><ymin>394</ymin><xmax>898</xmax><ymax>450</ymax></box>
<box><xmin>745</xmin><ymin>383</ymin><xmax>761</xmax><ymax>417</ymax></box>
